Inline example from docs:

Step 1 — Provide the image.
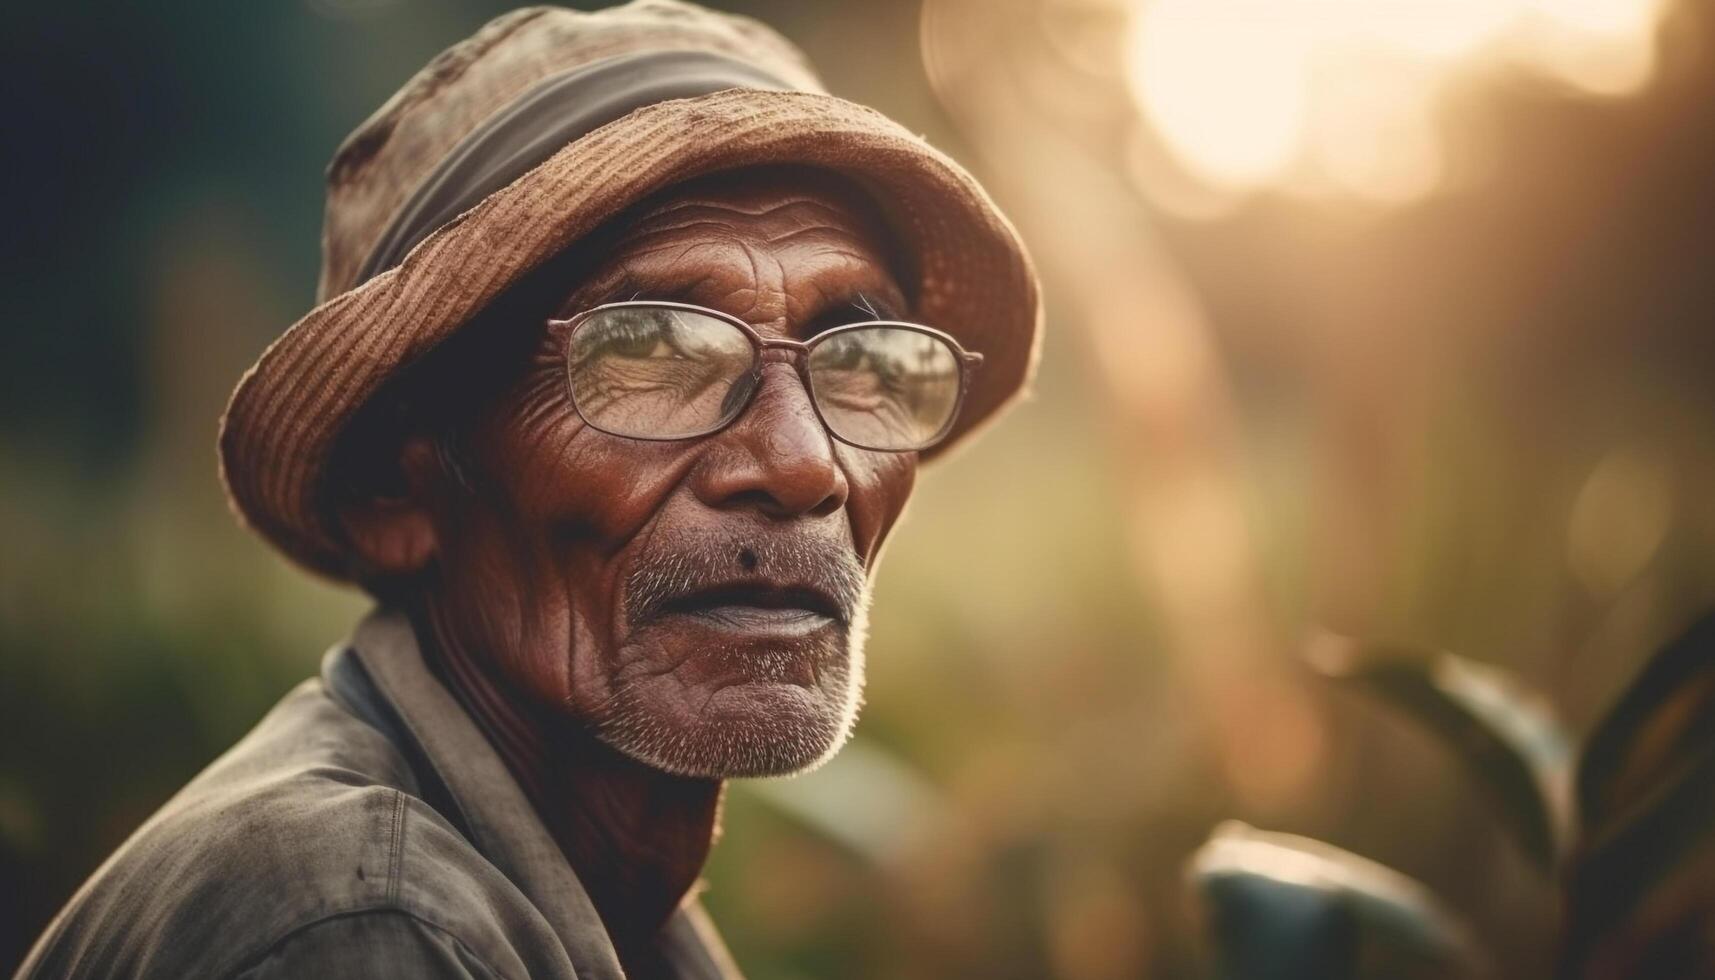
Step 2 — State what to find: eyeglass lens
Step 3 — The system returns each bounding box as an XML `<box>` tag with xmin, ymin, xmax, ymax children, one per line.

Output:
<box><xmin>565</xmin><ymin>305</ymin><xmax>963</xmax><ymax>451</ymax></box>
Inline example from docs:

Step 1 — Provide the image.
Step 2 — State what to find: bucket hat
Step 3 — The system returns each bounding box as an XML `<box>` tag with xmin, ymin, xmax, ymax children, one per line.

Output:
<box><xmin>219</xmin><ymin>0</ymin><xmax>1042</xmax><ymax>580</ymax></box>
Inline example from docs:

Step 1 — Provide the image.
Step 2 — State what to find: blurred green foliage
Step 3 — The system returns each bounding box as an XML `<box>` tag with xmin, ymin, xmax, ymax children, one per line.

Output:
<box><xmin>8</xmin><ymin>1</ymin><xmax>1715</xmax><ymax>978</ymax></box>
<box><xmin>1190</xmin><ymin>611</ymin><xmax>1715</xmax><ymax>979</ymax></box>
<box><xmin>1188</xmin><ymin>821</ymin><xmax>1484</xmax><ymax>980</ymax></box>
<box><xmin>1308</xmin><ymin>637</ymin><xmax>1574</xmax><ymax>873</ymax></box>
<box><xmin>1563</xmin><ymin>611</ymin><xmax>1715</xmax><ymax>979</ymax></box>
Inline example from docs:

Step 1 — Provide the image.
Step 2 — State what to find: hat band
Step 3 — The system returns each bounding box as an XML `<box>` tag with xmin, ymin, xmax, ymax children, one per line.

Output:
<box><xmin>356</xmin><ymin>49</ymin><xmax>797</xmax><ymax>285</ymax></box>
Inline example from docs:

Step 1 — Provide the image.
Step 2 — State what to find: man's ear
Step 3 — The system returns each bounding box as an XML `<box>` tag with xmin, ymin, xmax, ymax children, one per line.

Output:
<box><xmin>334</xmin><ymin>432</ymin><xmax>445</xmax><ymax>579</ymax></box>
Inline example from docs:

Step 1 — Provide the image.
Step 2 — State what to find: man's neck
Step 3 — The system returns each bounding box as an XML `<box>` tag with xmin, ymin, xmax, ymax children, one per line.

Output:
<box><xmin>414</xmin><ymin>599</ymin><xmax>723</xmax><ymax>956</ymax></box>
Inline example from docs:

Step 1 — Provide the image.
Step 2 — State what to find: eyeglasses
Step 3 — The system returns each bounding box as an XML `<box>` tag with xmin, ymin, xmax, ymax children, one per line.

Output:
<box><xmin>549</xmin><ymin>301</ymin><xmax>983</xmax><ymax>453</ymax></box>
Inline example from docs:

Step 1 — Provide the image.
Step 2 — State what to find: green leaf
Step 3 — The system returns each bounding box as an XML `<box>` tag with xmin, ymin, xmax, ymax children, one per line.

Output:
<box><xmin>1306</xmin><ymin>634</ymin><xmax>1574</xmax><ymax>873</ymax></box>
<box><xmin>1561</xmin><ymin>610</ymin><xmax>1715</xmax><ymax>979</ymax></box>
<box><xmin>1577</xmin><ymin>611</ymin><xmax>1715</xmax><ymax>839</ymax></box>
<box><xmin>1186</xmin><ymin>821</ymin><xmax>1488</xmax><ymax>980</ymax></box>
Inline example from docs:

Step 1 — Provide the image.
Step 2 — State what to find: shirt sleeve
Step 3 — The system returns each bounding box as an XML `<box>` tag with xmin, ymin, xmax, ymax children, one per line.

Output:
<box><xmin>230</xmin><ymin>910</ymin><xmax>508</xmax><ymax>980</ymax></box>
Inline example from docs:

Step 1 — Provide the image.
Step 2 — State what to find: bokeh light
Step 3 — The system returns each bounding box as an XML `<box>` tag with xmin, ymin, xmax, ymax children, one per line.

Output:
<box><xmin>9</xmin><ymin>0</ymin><xmax>1715</xmax><ymax>976</ymax></box>
<box><xmin>1125</xmin><ymin>0</ymin><xmax>1669</xmax><ymax>203</ymax></box>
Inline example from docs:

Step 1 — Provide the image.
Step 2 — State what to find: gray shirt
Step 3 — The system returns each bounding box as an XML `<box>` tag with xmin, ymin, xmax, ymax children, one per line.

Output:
<box><xmin>16</xmin><ymin>609</ymin><xmax>744</xmax><ymax>980</ymax></box>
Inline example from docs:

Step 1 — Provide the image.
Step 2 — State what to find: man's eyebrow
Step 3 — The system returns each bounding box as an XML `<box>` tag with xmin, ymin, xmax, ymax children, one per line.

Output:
<box><xmin>560</xmin><ymin>275</ymin><xmax>704</xmax><ymax>315</ymax></box>
<box><xmin>842</xmin><ymin>291</ymin><xmax>905</xmax><ymax>322</ymax></box>
<box><xmin>851</xmin><ymin>292</ymin><xmax>883</xmax><ymax>320</ymax></box>
<box><xmin>570</xmin><ymin>279</ymin><xmax>906</xmax><ymax>322</ymax></box>
<box><xmin>798</xmin><ymin>291</ymin><xmax>906</xmax><ymax>338</ymax></box>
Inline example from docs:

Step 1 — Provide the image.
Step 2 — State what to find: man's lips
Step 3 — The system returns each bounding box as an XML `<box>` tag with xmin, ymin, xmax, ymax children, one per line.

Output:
<box><xmin>653</xmin><ymin>578</ymin><xmax>846</xmax><ymax>634</ymax></box>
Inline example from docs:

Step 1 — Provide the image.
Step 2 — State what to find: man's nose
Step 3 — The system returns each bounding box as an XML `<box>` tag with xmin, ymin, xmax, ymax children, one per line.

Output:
<box><xmin>690</xmin><ymin>361</ymin><xmax>849</xmax><ymax>519</ymax></box>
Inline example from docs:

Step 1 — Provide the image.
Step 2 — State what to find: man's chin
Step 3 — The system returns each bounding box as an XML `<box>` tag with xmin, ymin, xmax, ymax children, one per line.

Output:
<box><xmin>595</xmin><ymin>682</ymin><xmax>861</xmax><ymax>778</ymax></box>
<box><xmin>593</xmin><ymin>633</ymin><xmax>866</xmax><ymax>778</ymax></box>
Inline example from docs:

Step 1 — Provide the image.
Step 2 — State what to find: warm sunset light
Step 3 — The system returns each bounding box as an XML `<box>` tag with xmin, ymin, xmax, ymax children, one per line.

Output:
<box><xmin>1126</xmin><ymin>0</ymin><xmax>1668</xmax><ymax>202</ymax></box>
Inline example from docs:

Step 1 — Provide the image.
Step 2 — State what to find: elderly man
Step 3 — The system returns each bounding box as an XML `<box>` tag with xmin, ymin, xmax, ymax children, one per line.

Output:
<box><xmin>17</xmin><ymin>2</ymin><xmax>1039</xmax><ymax>978</ymax></box>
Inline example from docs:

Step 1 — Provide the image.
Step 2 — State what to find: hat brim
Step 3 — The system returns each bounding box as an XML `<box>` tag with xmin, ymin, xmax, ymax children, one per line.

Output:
<box><xmin>219</xmin><ymin>88</ymin><xmax>1042</xmax><ymax>581</ymax></box>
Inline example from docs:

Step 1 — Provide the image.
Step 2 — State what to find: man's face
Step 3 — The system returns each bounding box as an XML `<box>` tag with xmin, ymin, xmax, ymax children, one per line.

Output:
<box><xmin>401</xmin><ymin>170</ymin><xmax>918</xmax><ymax>778</ymax></box>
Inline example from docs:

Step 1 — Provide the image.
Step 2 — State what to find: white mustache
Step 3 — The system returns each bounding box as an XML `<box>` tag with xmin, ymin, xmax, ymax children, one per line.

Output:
<box><xmin>623</xmin><ymin>532</ymin><xmax>867</xmax><ymax>627</ymax></box>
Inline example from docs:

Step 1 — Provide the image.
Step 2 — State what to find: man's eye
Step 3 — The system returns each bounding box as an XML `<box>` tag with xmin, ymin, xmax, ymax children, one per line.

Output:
<box><xmin>603</xmin><ymin>327</ymin><xmax>679</xmax><ymax>359</ymax></box>
<box><xmin>820</xmin><ymin>338</ymin><xmax>866</xmax><ymax>369</ymax></box>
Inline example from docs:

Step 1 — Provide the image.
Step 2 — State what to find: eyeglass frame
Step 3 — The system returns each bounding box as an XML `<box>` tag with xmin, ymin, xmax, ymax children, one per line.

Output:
<box><xmin>546</xmin><ymin>300</ymin><xmax>985</xmax><ymax>453</ymax></box>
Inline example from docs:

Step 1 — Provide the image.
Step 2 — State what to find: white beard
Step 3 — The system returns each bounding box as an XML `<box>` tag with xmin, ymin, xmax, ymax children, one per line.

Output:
<box><xmin>595</xmin><ymin>588</ymin><xmax>871</xmax><ymax>779</ymax></box>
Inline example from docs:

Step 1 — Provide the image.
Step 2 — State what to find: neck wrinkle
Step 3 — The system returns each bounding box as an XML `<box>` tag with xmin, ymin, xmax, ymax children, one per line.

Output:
<box><xmin>411</xmin><ymin>598</ymin><xmax>723</xmax><ymax>957</ymax></box>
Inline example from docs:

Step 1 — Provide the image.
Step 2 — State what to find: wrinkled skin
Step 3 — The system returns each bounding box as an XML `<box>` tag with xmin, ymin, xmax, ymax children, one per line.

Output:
<box><xmin>338</xmin><ymin>167</ymin><xmax>920</xmax><ymax>961</ymax></box>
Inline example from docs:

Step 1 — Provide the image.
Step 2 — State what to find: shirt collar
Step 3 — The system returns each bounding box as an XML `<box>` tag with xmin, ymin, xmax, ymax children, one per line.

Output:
<box><xmin>332</xmin><ymin>607</ymin><xmax>741</xmax><ymax>980</ymax></box>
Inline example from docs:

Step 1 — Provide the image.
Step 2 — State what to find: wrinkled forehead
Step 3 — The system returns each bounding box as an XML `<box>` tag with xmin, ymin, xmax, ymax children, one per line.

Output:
<box><xmin>622</xmin><ymin>166</ymin><xmax>896</xmax><ymax>245</ymax></box>
<box><xmin>553</xmin><ymin>165</ymin><xmax>913</xmax><ymax>318</ymax></box>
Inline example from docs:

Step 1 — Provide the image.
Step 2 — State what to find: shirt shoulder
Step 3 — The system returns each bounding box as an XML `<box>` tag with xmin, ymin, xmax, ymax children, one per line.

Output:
<box><xmin>229</xmin><ymin>909</ymin><xmax>509</xmax><ymax>980</ymax></box>
<box><xmin>17</xmin><ymin>676</ymin><xmax>570</xmax><ymax>980</ymax></box>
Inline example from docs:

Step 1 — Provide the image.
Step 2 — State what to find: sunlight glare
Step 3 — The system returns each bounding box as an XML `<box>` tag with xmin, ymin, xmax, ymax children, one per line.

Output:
<box><xmin>1131</xmin><ymin>1</ymin><xmax>1310</xmax><ymax>188</ymax></box>
<box><xmin>1123</xmin><ymin>0</ymin><xmax>1666</xmax><ymax>204</ymax></box>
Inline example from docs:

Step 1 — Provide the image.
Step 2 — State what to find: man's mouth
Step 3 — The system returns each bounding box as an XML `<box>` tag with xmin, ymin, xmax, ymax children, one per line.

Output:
<box><xmin>655</xmin><ymin>580</ymin><xmax>845</xmax><ymax>636</ymax></box>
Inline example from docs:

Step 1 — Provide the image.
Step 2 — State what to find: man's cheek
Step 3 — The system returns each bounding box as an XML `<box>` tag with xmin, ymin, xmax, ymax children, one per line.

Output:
<box><xmin>503</xmin><ymin>417</ymin><xmax>595</xmax><ymax>515</ymax></box>
<box><xmin>551</xmin><ymin>602</ymin><xmax>608</xmax><ymax>712</ymax></box>
<box><xmin>841</xmin><ymin>453</ymin><xmax>918</xmax><ymax>562</ymax></box>
<box><xmin>523</xmin><ymin>540</ymin><xmax>620</xmax><ymax>707</ymax></box>
<box><xmin>537</xmin><ymin>443</ymin><xmax>689</xmax><ymax>539</ymax></box>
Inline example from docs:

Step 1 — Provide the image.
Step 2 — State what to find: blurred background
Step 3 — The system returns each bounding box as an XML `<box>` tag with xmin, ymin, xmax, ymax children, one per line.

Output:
<box><xmin>5</xmin><ymin>0</ymin><xmax>1715</xmax><ymax>976</ymax></box>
